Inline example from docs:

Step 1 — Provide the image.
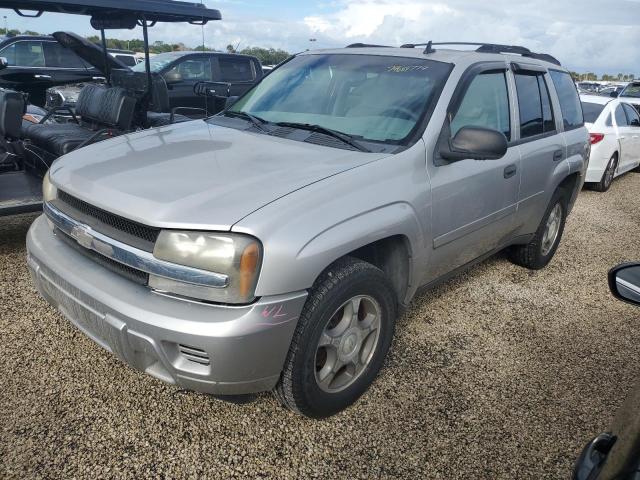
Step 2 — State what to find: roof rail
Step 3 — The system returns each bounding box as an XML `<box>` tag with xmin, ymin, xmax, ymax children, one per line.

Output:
<box><xmin>345</xmin><ymin>43</ymin><xmax>391</xmax><ymax>48</ymax></box>
<box><xmin>401</xmin><ymin>41</ymin><xmax>561</xmax><ymax>66</ymax></box>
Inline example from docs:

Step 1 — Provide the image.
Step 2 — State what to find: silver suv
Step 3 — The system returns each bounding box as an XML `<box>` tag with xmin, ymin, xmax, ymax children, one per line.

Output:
<box><xmin>27</xmin><ymin>42</ymin><xmax>589</xmax><ymax>418</ymax></box>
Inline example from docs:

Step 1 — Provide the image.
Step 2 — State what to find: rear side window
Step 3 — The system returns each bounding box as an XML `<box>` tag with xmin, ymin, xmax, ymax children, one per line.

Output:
<box><xmin>0</xmin><ymin>40</ymin><xmax>45</xmax><ymax>67</ymax></box>
<box><xmin>623</xmin><ymin>104</ymin><xmax>640</xmax><ymax>126</ymax></box>
<box><xmin>514</xmin><ymin>74</ymin><xmax>555</xmax><ymax>139</ymax></box>
<box><xmin>450</xmin><ymin>71</ymin><xmax>511</xmax><ymax>140</ymax></box>
<box><xmin>114</xmin><ymin>55</ymin><xmax>137</xmax><ymax>67</ymax></box>
<box><xmin>43</xmin><ymin>42</ymin><xmax>85</xmax><ymax>69</ymax></box>
<box><xmin>615</xmin><ymin>105</ymin><xmax>629</xmax><ymax>126</ymax></box>
<box><xmin>549</xmin><ymin>70</ymin><xmax>584</xmax><ymax>130</ymax></box>
<box><xmin>581</xmin><ymin>102</ymin><xmax>606</xmax><ymax>123</ymax></box>
<box><xmin>219</xmin><ymin>56</ymin><xmax>255</xmax><ymax>82</ymax></box>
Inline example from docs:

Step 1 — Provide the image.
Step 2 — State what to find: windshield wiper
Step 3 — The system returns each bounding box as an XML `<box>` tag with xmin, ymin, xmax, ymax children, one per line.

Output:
<box><xmin>275</xmin><ymin>122</ymin><xmax>370</xmax><ymax>152</ymax></box>
<box><xmin>224</xmin><ymin>111</ymin><xmax>270</xmax><ymax>132</ymax></box>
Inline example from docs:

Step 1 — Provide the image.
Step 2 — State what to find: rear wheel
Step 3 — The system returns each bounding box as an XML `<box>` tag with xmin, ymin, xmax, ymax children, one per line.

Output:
<box><xmin>592</xmin><ymin>154</ymin><xmax>618</xmax><ymax>192</ymax></box>
<box><xmin>508</xmin><ymin>188</ymin><xmax>568</xmax><ymax>270</ymax></box>
<box><xmin>274</xmin><ymin>257</ymin><xmax>397</xmax><ymax>418</ymax></box>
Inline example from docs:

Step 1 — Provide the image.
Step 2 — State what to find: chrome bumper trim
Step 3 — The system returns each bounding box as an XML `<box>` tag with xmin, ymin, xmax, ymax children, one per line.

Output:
<box><xmin>44</xmin><ymin>202</ymin><xmax>229</xmax><ymax>289</ymax></box>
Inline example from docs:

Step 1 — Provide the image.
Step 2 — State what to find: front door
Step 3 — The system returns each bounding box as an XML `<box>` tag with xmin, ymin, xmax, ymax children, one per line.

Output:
<box><xmin>163</xmin><ymin>56</ymin><xmax>214</xmax><ymax>113</ymax></box>
<box><xmin>427</xmin><ymin>66</ymin><xmax>520</xmax><ymax>282</ymax></box>
<box><xmin>622</xmin><ymin>103</ymin><xmax>640</xmax><ymax>169</ymax></box>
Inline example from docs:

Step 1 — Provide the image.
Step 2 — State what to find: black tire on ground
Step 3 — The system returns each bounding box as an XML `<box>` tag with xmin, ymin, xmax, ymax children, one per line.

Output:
<box><xmin>274</xmin><ymin>257</ymin><xmax>397</xmax><ymax>418</ymax></box>
<box><xmin>508</xmin><ymin>188</ymin><xmax>569</xmax><ymax>270</ymax></box>
<box><xmin>591</xmin><ymin>154</ymin><xmax>618</xmax><ymax>192</ymax></box>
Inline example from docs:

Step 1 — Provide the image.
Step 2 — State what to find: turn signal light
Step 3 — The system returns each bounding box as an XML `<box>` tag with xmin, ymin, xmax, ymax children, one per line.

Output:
<box><xmin>590</xmin><ymin>133</ymin><xmax>605</xmax><ymax>145</ymax></box>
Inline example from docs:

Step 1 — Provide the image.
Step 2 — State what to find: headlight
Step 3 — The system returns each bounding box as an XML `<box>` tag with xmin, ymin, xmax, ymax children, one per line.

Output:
<box><xmin>43</xmin><ymin>171</ymin><xmax>58</xmax><ymax>203</ymax></box>
<box><xmin>150</xmin><ymin>231</ymin><xmax>262</xmax><ymax>304</ymax></box>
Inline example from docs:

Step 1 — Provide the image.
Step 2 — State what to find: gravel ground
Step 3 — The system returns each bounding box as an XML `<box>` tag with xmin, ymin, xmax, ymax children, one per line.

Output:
<box><xmin>2</xmin><ymin>174</ymin><xmax>640</xmax><ymax>479</ymax></box>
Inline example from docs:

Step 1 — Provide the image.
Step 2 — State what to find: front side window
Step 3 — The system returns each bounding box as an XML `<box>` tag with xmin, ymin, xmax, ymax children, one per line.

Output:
<box><xmin>549</xmin><ymin>70</ymin><xmax>584</xmax><ymax>130</ymax></box>
<box><xmin>450</xmin><ymin>71</ymin><xmax>511</xmax><ymax>140</ymax></box>
<box><xmin>581</xmin><ymin>102</ymin><xmax>606</xmax><ymax>124</ymax></box>
<box><xmin>219</xmin><ymin>57</ymin><xmax>254</xmax><ymax>82</ymax></box>
<box><xmin>0</xmin><ymin>41</ymin><xmax>45</xmax><ymax>67</ymax></box>
<box><xmin>227</xmin><ymin>54</ymin><xmax>452</xmax><ymax>144</ymax></box>
<box><xmin>615</xmin><ymin>105</ymin><xmax>629</xmax><ymax>126</ymax></box>
<box><xmin>165</xmin><ymin>58</ymin><xmax>212</xmax><ymax>81</ymax></box>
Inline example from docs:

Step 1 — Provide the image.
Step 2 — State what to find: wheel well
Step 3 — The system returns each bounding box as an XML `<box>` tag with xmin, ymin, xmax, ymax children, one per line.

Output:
<box><xmin>346</xmin><ymin>235</ymin><xmax>411</xmax><ymax>304</ymax></box>
<box><xmin>558</xmin><ymin>172</ymin><xmax>580</xmax><ymax>197</ymax></box>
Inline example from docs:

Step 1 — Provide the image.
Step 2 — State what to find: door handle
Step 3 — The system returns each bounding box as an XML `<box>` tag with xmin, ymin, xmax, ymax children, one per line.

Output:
<box><xmin>504</xmin><ymin>164</ymin><xmax>517</xmax><ymax>179</ymax></box>
<box><xmin>553</xmin><ymin>149</ymin><xmax>564</xmax><ymax>162</ymax></box>
<box><xmin>34</xmin><ymin>74</ymin><xmax>51</xmax><ymax>79</ymax></box>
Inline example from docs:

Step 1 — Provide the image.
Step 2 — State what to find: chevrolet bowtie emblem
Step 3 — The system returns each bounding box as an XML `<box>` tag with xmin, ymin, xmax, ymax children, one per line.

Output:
<box><xmin>70</xmin><ymin>225</ymin><xmax>94</xmax><ymax>249</ymax></box>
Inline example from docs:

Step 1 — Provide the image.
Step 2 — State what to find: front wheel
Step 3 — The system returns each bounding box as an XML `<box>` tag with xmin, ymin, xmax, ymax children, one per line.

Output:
<box><xmin>274</xmin><ymin>257</ymin><xmax>397</xmax><ymax>418</ymax></box>
<box><xmin>508</xmin><ymin>188</ymin><xmax>568</xmax><ymax>270</ymax></box>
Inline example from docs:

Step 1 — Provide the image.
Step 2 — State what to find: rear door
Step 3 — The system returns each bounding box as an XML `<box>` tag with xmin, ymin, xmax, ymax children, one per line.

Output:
<box><xmin>513</xmin><ymin>67</ymin><xmax>566</xmax><ymax>235</ymax></box>
<box><xmin>0</xmin><ymin>39</ymin><xmax>52</xmax><ymax>106</ymax></box>
<box><xmin>614</xmin><ymin>103</ymin><xmax>635</xmax><ymax>167</ymax></box>
<box><xmin>427</xmin><ymin>63</ymin><xmax>521</xmax><ymax>280</ymax></box>
<box><xmin>622</xmin><ymin>103</ymin><xmax>640</xmax><ymax>167</ymax></box>
<box><xmin>213</xmin><ymin>55</ymin><xmax>261</xmax><ymax>113</ymax></box>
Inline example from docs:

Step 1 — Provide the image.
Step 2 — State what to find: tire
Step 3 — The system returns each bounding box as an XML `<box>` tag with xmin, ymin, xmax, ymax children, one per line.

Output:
<box><xmin>274</xmin><ymin>257</ymin><xmax>397</xmax><ymax>418</ymax></box>
<box><xmin>591</xmin><ymin>154</ymin><xmax>618</xmax><ymax>192</ymax></box>
<box><xmin>508</xmin><ymin>188</ymin><xmax>568</xmax><ymax>270</ymax></box>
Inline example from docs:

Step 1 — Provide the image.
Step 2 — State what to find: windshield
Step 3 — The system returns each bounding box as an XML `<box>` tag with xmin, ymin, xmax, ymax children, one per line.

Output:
<box><xmin>228</xmin><ymin>54</ymin><xmax>451</xmax><ymax>144</ymax></box>
<box><xmin>621</xmin><ymin>84</ymin><xmax>640</xmax><ymax>98</ymax></box>
<box><xmin>581</xmin><ymin>102</ymin><xmax>606</xmax><ymax>123</ymax></box>
<box><xmin>132</xmin><ymin>52</ymin><xmax>189</xmax><ymax>73</ymax></box>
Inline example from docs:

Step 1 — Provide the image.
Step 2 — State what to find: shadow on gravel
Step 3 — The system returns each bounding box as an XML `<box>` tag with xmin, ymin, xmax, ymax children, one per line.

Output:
<box><xmin>0</xmin><ymin>213</ymin><xmax>39</xmax><ymax>250</ymax></box>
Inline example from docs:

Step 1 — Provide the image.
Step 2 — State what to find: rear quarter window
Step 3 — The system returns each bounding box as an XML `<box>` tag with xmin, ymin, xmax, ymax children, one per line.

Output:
<box><xmin>549</xmin><ymin>70</ymin><xmax>584</xmax><ymax>130</ymax></box>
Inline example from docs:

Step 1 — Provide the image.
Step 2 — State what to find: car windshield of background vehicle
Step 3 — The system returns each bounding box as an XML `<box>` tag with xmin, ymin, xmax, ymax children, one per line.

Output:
<box><xmin>226</xmin><ymin>54</ymin><xmax>452</xmax><ymax>144</ymax></box>
<box><xmin>581</xmin><ymin>102</ymin><xmax>606</xmax><ymax>123</ymax></box>
<box><xmin>621</xmin><ymin>84</ymin><xmax>640</xmax><ymax>98</ymax></box>
<box><xmin>132</xmin><ymin>52</ymin><xmax>189</xmax><ymax>73</ymax></box>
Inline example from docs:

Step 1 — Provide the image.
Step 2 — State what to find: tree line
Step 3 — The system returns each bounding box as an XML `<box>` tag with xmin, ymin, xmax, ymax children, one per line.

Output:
<box><xmin>1</xmin><ymin>28</ymin><xmax>291</xmax><ymax>66</ymax></box>
<box><xmin>570</xmin><ymin>72</ymin><xmax>637</xmax><ymax>83</ymax></box>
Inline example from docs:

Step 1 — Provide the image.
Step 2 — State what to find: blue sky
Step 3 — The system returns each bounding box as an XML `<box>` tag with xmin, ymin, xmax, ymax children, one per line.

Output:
<box><xmin>2</xmin><ymin>0</ymin><xmax>639</xmax><ymax>74</ymax></box>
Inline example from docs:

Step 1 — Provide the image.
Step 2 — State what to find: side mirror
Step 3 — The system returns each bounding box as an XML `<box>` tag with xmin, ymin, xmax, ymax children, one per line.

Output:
<box><xmin>225</xmin><ymin>96</ymin><xmax>239</xmax><ymax>109</ymax></box>
<box><xmin>194</xmin><ymin>81</ymin><xmax>232</xmax><ymax>98</ymax></box>
<box><xmin>163</xmin><ymin>71</ymin><xmax>183</xmax><ymax>84</ymax></box>
<box><xmin>610</xmin><ymin>91</ymin><xmax>619</xmax><ymax>98</ymax></box>
<box><xmin>0</xmin><ymin>57</ymin><xmax>8</xmax><ymax>70</ymax></box>
<box><xmin>440</xmin><ymin>126</ymin><xmax>508</xmax><ymax>162</ymax></box>
<box><xmin>609</xmin><ymin>263</ymin><xmax>640</xmax><ymax>306</ymax></box>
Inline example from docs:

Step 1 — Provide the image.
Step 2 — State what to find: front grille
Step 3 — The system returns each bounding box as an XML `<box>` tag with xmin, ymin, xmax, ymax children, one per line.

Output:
<box><xmin>56</xmin><ymin>190</ymin><xmax>160</xmax><ymax>252</ymax></box>
<box><xmin>56</xmin><ymin>228</ymin><xmax>149</xmax><ymax>285</ymax></box>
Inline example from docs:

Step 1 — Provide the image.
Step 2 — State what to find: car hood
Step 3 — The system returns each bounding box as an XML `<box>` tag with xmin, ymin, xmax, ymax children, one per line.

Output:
<box><xmin>53</xmin><ymin>31</ymin><xmax>128</xmax><ymax>75</ymax></box>
<box><xmin>50</xmin><ymin>120</ymin><xmax>388</xmax><ymax>231</ymax></box>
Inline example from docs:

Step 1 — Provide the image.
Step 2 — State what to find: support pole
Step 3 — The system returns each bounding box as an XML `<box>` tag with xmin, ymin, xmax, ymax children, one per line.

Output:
<box><xmin>100</xmin><ymin>28</ymin><xmax>110</xmax><ymax>85</ymax></box>
<box><xmin>142</xmin><ymin>20</ymin><xmax>153</xmax><ymax>103</ymax></box>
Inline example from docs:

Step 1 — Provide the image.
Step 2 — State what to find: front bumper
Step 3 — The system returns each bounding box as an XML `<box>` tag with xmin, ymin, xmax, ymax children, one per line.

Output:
<box><xmin>27</xmin><ymin>215</ymin><xmax>307</xmax><ymax>395</ymax></box>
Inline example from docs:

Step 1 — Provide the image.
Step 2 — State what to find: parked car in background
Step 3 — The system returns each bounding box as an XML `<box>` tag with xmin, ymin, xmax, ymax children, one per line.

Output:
<box><xmin>578</xmin><ymin>81</ymin><xmax>602</xmax><ymax>93</ymax></box>
<box><xmin>0</xmin><ymin>35</ymin><xmax>104</xmax><ymax>106</ymax></box>
<box><xmin>574</xmin><ymin>262</ymin><xmax>640</xmax><ymax>480</ymax></box>
<box><xmin>581</xmin><ymin>94</ymin><xmax>640</xmax><ymax>191</ymax></box>
<box><xmin>107</xmin><ymin>48</ymin><xmax>140</xmax><ymax>67</ymax></box>
<box><xmin>132</xmin><ymin>51</ymin><xmax>263</xmax><ymax>112</ymax></box>
<box><xmin>600</xmin><ymin>85</ymin><xmax>625</xmax><ymax>98</ymax></box>
<box><xmin>28</xmin><ymin>42</ymin><xmax>588</xmax><ymax>418</ymax></box>
<box><xmin>618</xmin><ymin>81</ymin><xmax>640</xmax><ymax>112</ymax></box>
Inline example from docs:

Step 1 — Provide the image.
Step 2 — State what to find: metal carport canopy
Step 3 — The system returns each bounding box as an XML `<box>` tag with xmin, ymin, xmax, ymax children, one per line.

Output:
<box><xmin>2</xmin><ymin>0</ymin><xmax>222</xmax><ymax>24</ymax></box>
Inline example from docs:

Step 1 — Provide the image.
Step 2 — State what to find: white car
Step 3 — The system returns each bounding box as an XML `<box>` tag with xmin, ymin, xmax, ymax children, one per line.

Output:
<box><xmin>581</xmin><ymin>94</ymin><xmax>640</xmax><ymax>192</ymax></box>
<box><xmin>618</xmin><ymin>81</ymin><xmax>640</xmax><ymax>111</ymax></box>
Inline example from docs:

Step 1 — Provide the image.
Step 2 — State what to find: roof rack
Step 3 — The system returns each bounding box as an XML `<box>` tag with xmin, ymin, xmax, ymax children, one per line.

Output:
<box><xmin>400</xmin><ymin>41</ymin><xmax>561</xmax><ymax>66</ymax></box>
<box><xmin>346</xmin><ymin>43</ymin><xmax>391</xmax><ymax>49</ymax></box>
